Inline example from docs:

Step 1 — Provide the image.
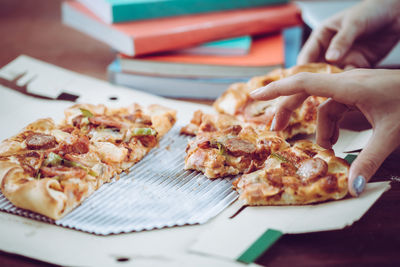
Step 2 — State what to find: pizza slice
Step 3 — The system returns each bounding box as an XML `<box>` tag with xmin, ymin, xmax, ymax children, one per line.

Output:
<box><xmin>183</xmin><ymin>111</ymin><xmax>290</xmax><ymax>178</ymax></box>
<box><xmin>213</xmin><ymin>63</ymin><xmax>342</xmax><ymax>139</ymax></box>
<box><xmin>0</xmin><ymin>103</ymin><xmax>176</xmax><ymax>220</ymax></box>
<box><xmin>233</xmin><ymin>140</ymin><xmax>349</xmax><ymax>205</ymax></box>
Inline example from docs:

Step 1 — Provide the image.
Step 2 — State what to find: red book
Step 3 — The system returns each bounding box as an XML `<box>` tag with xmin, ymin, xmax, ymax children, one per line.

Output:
<box><xmin>62</xmin><ymin>1</ymin><xmax>301</xmax><ymax>56</ymax></box>
<box><xmin>118</xmin><ymin>34</ymin><xmax>285</xmax><ymax>78</ymax></box>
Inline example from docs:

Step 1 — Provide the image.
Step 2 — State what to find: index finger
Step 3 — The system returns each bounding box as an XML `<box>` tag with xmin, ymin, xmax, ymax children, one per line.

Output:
<box><xmin>298</xmin><ymin>27</ymin><xmax>335</xmax><ymax>64</ymax></box>
<box><xmin>250</xmin><ymin>72</ymin><xmax>337</xmax><ymax>101</ymax></box>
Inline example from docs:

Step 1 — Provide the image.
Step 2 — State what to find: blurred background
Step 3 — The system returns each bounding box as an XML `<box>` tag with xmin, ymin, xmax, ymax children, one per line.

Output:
<box><xmin>7</xmin><ymin>0</ymin><xmax>397</xmax><ymax>101</ymax></box>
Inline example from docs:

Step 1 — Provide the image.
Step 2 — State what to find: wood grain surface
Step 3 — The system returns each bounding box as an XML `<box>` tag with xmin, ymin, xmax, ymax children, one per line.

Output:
<box><xmin>0</xmin><ymin>1</ymin><xmax>399</xmax><ymax>266</ymax></box>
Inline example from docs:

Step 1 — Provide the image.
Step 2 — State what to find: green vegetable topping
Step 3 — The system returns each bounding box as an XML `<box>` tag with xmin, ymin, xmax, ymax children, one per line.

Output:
<box><xmin>217</xmin><ymin>142</ymin><xmax>226</xmax><ymax>155</ymax></box>
<box><xmin>131</xmin><ymin>128</ymin><xmax>157</xmax><ymax>136</ymax></box>
<box><xmin>80</xmin><ymin>108</ymin><xmax>94</xmax><ymax>118</ymax></box>
<box><xmin>43</xmin><ymin>152</ymin><xmax>98</xmax><ymax>177</ymax></box>
<box><xmin>64</xmin><ymin>159</ymin><xmax>99</xmax><ymax>177</ymax></box>
<box><xmin>271</xmin><ymin>152</ymin><xmax>289</xmax><ymax>163</ymax></box>
<box><xmin>44</xmin><ymin>152</ymin><xmax>63</xmax><ymax>166</ymax></box>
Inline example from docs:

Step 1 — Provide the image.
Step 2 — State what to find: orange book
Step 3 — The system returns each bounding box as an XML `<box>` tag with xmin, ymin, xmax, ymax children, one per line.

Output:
<box><xmin>118</xmin><ymin>34</ymin><xmax>284</xmax><ymax>78</ymax></box>
<box><xmin>62</xmin><ymin>1</ymin><xmax>301</xmax><ymax>56</ymax></box>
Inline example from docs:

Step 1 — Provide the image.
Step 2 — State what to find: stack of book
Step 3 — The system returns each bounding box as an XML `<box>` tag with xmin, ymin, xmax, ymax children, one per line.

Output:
<box><xmin>62</xmin><ymin>0</ymin><xmax>303</xmax><ymax>99</ymax></box>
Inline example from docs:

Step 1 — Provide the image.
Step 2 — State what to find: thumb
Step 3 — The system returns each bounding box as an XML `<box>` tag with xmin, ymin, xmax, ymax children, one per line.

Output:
<box><xmin>325</xmin><ymin>18</ymin><xmax>365</xmax><ymax>62</ymax></box>
<box><xmin>348</xmin><ymin>125</ymin><xmax>400</xmax><ymax>197</ymax></box>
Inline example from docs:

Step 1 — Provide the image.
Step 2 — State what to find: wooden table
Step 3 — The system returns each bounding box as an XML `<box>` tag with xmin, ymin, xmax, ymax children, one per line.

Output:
<box><xmin>1</xmin><ymin>1</ymin><xmax>399</xmax><ymax>266</ymax></box>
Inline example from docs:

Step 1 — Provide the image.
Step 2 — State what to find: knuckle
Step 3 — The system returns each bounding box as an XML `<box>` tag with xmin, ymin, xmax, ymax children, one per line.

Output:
<box><xmin>291</xmin><ymin>73</ymin><xmax>310</xmax><ymax>87</ymax></box>
<box><xmin>350</xmin><ymin>17</ymin><xmax>365</xmax><ymax>30</ymax></box>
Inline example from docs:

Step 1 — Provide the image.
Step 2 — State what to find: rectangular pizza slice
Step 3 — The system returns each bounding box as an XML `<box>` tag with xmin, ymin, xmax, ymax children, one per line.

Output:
<box><xmin>0</xmin><ymin>103</ymin><xmax>176</xmax><ymax>220</ymax></box>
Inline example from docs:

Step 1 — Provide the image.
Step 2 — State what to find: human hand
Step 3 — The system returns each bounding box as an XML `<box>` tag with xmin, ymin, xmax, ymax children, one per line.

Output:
<box><xmin>250</xmin><ymin>68</ymin><xmax>400</xmax><ymax>197</ymax></box>
<box><xmin>298</xmin><ymin>0</ymin><xmax>400</xmax><ymax>68</ymax></box>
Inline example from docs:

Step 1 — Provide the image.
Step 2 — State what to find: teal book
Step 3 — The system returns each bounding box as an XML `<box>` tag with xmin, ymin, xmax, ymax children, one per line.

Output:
<box><xmin>77</xmin><ymin>0</ymin><xmax>289</xmax><ymax>23</ymax></box>
<box><xmin>178</xmin><ymin>36</ymin><xmax>252</xmax><ymax>56</ymax></box>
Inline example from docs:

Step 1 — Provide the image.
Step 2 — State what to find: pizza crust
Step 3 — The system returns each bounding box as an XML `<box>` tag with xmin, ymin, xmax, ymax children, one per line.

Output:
<box><xmin>0</xmin><ymin>161</ymin><xmax>67</xmax><ymax>219</ymax></box>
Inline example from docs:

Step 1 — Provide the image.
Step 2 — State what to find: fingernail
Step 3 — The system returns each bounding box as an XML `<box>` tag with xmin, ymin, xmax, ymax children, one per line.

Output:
<box><xmin>326</xmin><ymin>49</ymin><xmax>340</xmax><ymax>61</ymax></box>
<box><xmin>270</xmin><ymin>116</ymin><xmax>276</xmax><ymax>131</ymax></box>
<box><xmin>250</xmin><ymin>87</ymin><xmax>263</xmax><ymax>98</ymax></box>
<box><xmin>353</xmin><ymin>175</ymin><xmax>366</xmax><ymax>196</ymax></box>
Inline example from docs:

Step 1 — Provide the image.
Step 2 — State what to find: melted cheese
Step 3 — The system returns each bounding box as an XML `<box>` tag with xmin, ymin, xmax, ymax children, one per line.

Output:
<box><xmin>93</xmin><ymin>142</ymin><xmax>127</xmax><ymax>163</ymax></box>
<box><xmin>90</xmin><ymin>129</ymin><xmax>124</xmax><ymax>142</ymax></box>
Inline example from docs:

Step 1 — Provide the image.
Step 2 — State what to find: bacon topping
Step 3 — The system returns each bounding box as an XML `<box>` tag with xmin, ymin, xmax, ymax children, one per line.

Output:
<box><xmin>222</xmin><ymin>125</ymin><xmax>242</xmax><ymax>135</ymax></box>
<box><xmin>70</xmin><ymin>136</ymin><xmax>90</xmax><ymax>154</ymax></box>
<box><xmin>297</xmin><ymin>158</ymin><xmax>328</xmax><ymax>183</ymax></box>
<box><xmin>72</xmin><ymin>115</ymin><xmax>83</xmax><ymax>127</ymax></box>
<box><xmin>26</xmin><ymin>133</ymin><xmax>57</xmax><ymax>150</ymax></box>
<box><xmin>89</xmin><ymin>116</ymin><xmax>123</xmax><ymax>129</ymax></box>
<box><xmin>124</xmin><ymin>114</ymin><xmax>152</xmax><ymax>125</ymax></box>
<box><xmin>197</xmin><ymin>140</ymin><xmax>211</xmax><ymax>149</ymax></box>
<box><xmin>40</xmin><ymin>166</ymin><xmax>87</xmax><ymax>179</ymax></box>
<box><xmin>55</xmin><ymin>135</ymin><xmax>90</xmax><ymax>155</ymax></box>
<box><xmin>137</xmin><ymin>135</ymin><xmax>157</xmax><ymax>148</ymax></box>
<box><xmin>224</xmin><ymin>138</ymin><xmax>256</xmax><ymax>157</ymax></box>
<box><xmin>199</xmin><ymin>122</ymin><xmax>217</xmax><ymax>132</ymax></box>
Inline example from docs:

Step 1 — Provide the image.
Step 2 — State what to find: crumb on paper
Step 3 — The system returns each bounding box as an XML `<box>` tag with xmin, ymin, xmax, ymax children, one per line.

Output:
<box><xmin>165</xmin><ymin>145</ymin><xmax>171</xmax><ymax>151</ymax></box>
<box><xmin>115</xmin><ymin>174</ymin><xmax>120</xmax><ymax>181</ymax></box>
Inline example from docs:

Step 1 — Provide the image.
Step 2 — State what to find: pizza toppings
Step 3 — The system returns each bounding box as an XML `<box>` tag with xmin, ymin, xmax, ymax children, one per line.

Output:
<box><xmin>44</xmin><ymin>152</ymin><xmax>63</xmax><ymax>166</ymax></box>
<box><xmin>131</xmin><ymin>128</ymin><xmax>157</xmax><ymax>136</ymax></box>
<box><xmin>221</xmin><ymin>125</ymin><xmax>242</xmax><ymax>135</ymax></box>
<box><xmin>79</xmin><ymin>108</ymin><xmax>94</xmax><ymax>118</ymax></box>
<box><xmin>40</xmin><ymin>166</ymin><xmax>87</xmax><ymax>179</ymax></box>
<box><xmin>43</xmin><ymin>152</ymin><xmax>98</xmax><ymax>177</ymax></box>
<box><xmin>296</xmin><ymin>158</ymin><xmax>328</xmax><ymax>183</ymax></box>
<box><xmin>26</xmin><ymin>133</ymin><xmax>57</xmax><ymax>150</ymax></box>
<box><xmin>224</xmin><ymin>138</ymin><xmax>256</xmax><ymax>156</ymax></box>
<box><xmin>270</xmin><ymin>152</ymin><xmax>289</xmax><ymax>163</ymax></box>
<box><xmin>54</xmin><ymin>135</ymin><xmax>90</xmax><ymax>155</ymax></box>
<box><xmin>69</xmin><ymin>136</ymin><xmax>90</xmax><ymax>154</ymax></box>
<box><xmin>88</xmin><ymin>116</ymin><xmax>123</xmax><ymax>129</ymax></box>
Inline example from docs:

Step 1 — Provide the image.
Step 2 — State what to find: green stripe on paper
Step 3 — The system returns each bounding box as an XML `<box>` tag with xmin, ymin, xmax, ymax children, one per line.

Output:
<box><xmin>344</xmin><ymin>154</ymin><xmax>357</xmax><ymax>164</ymax></box>
<box><xmin>237</xmin><ymin>229</ymin><xmax>283</xmax><ymax>263</ymax></box>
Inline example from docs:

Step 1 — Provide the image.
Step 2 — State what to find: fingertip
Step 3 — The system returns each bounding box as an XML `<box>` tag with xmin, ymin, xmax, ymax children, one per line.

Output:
<box><xmin>272</xmin><ymin>108</ymin><xmax>291</xmax><ymax>131</ymax></box>
<box><xmin>348</xmin><ymin>174</ymin><xmax>366</xmax><ymax>197</ymax></box>
<box><xmin>325</xmin><ymin>48</ymin><xmax>341</xmax><ymax>62</ymax></box>
<box><xmin>250</xmin><ymin>82</ymin><xmax>279</xmax><ymax>100</ymax></box>
<box><xmin>249</xmin><ymin>86</ymin><xmax>267</xmax><ymax>100</ymax></box>
<box><xmin>316</xmin><ymin>138</ymin><xmax>332</xmax><ymax>149</ymax></box>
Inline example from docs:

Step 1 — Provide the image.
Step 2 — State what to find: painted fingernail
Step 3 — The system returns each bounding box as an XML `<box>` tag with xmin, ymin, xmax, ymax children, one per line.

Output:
<box><xmin>353</xmin><ymin>175</ymin><xmax>366</xmax><ymax>196</ymax></box>
<box><xmin>326</xmin><ymin>49</ymin><xmax>340</xmax><ymax>61</ymax></box>
<box><xmin>270</xmin><ymin>116</ymin><xmax>276</xmax><ymax>131</ymax></box>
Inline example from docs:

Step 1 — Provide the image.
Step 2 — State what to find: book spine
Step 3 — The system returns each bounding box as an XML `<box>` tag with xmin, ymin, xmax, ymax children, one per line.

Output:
<box><xmin>111</xmin><ymin>0</ymin><xmax>288</xmax><ymax>23</ymax></box>
<box><xmin>132</xmin><ymin>5</ymin><xmax>301</xmax><ymax>56</ymax></box>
